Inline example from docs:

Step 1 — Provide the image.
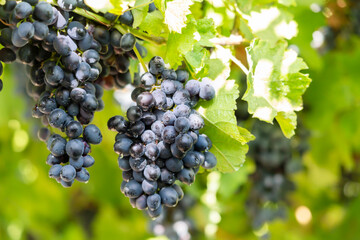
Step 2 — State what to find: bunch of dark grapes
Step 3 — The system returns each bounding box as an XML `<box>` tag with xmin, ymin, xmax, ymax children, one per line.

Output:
<box><xmin>149</xmin><ymin>195</ymin><xmax>198</xmax><ymax>240</ymax></box>
<box><xmin>246</xmin><ymin>120</ymin><xmax>309</xmax><ymax>230</ymax></box>
<box><xmin>0</xmin><ymin>0</ymin><xmax>146</xmax><ymax>187</ymax></box>
<box><xmin>107</xmin><ymin>56</ymin><xmax>217</xmax><ymax>218</ymax></box>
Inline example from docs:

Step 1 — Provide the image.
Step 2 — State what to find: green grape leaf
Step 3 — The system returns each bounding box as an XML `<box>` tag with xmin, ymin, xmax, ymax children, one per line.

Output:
<box><xmin>196</xmin><ymin>18</ymin><xmax>216</xmax><ymax>47</ymax></box>
<box><xmin>138</xmin><ymin>10</ymin><xmax>167</xmax><ymax>36</ymax></box>
<box><xmin>165</xmin><ymin>18</ymin><xmax>197</xmax><ymax>67</ymax></box>
<box><xmin>244</xmin><ymin>38</ymin><xmax>311</xmax><ymax>138</ymax></box>
<box><xmin>184</xmin><ymin>43</ymin><xmax>209</xmax><ymax>71</ymax></box>
<box><xmin>197</xmin><ymin>79</ymin><xmax>252</xmax><ymax>173</ymax></box>
<box><xmin>164</xmin><ymin>0</ymin><xmax>194</xmax><ymax>33</ymax></box>
<box><xmin>245</xmin><ymin>6</ymin><xmax>298</xmax><ymax>44</ymax></box>
<box><xmin>196</xmin><ymin>47</ymin><xmax>254</xmax><ymax>173</ymax></box>
<box><xmin>166</xmin><ymin>18</ymin><xmax>215</xmax><ymax>70</ymax></box>
<box><xmin>131</xmin><ymin>0</ymin><xmax>150</xmax><ymax>28</ymax></box>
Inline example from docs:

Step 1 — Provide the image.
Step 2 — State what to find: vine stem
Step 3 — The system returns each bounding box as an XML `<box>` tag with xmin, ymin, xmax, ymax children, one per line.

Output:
<box><xmin>72</xmin><ymin>7</ymin><xmax>166</xmax><ymax>45</ymax></box>
<box><xmin>133</xmin><ymin>44</ymin><xmax>148</xmax><ymax>72</ymax></box>
<box><xmin>216</xmin><ymin>45</ymin><xmax>249</xmax><ymax>75</ymax></box>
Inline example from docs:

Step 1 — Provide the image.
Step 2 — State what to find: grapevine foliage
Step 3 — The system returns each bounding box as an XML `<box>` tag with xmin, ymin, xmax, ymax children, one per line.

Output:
<box><xmin>0</xmin><ymin>0</ymin><xmax>313</xmax><ymax>228</ymax></box>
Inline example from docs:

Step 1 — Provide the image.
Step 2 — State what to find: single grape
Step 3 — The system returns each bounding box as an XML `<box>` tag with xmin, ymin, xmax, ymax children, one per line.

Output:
<box><xmin>124</xmin><ymin>180</ymin><xmax>143</xmax><ymax>198</ymax></box>
<box><xmin>83</xmin><ymin>155</ymin><xmax>95</xmax><ymax>168</ymax></box>
<box><xmin>161</xmin><ymin>126</ymin><xmax>177</xmax><ymax>144</ymax></box>
<box><xmin>137</xmin><ymin>92</ymin><xmax>155</xmax><ymax>111</ymax></box>
<box><xmin>177</xmin><ymin>168</ymin><xmax>195</xmax><ymax>185</ymax></box>
<box><xmin>151</xmin><ymin>120</ymin><xmax>165</xmax><ymax>137</ymax></box>
<box><xmin>66</xmin><ymin>139</ymin><xmax>84</xmax><ymax>159</ymax></box>
<box><xmin>76</xmin><ymin>168</ymin><xmax>90</xmax><ymax>182</ymax></box>
<box><xmin>118</xmin><ymin>157</ymin><xmax>131</xmax><ymax>171</ymax></box>
<box><xmin>60</xmin><ymin>165</ymin><xmax>76</xmax><ymax>182</ymax></box>
<box><xmin>203</xmin><ymin>152</ymin><xmax>217</xmax><ymax>169</ymax></box>
<box><xmin>127</xmin><ymin>106</ymin><xmax>142</xmax><ymax>122</ymax></box>
<box><xmin>140</xmin><ymin>72</ymin><xmax>156</xmax><ymax>89</ymax></box>
<box><xmin>162</xmin><ymin>111</ymin><xmax>176</xmax><ymax>126</ymax></box>
<box><xmin>37</xmin><ymin>127</ymin><xmax>51</xmax><ymax>142</ymax></box>
<box><xmin>120</xmin><ymin>33</ymin><xmax>136</xmax><ymax>51</ymax></box>
<box><xmin>83</xmin><ymin>124</ymin><xmax>102</xmax><ymax>144</ymax></box>
<box><xmin>176</xmin><ymin>69</ymin><xmax>189</xmax><ymax>83</ymax></box>
<box><xmin>141</xmin><ymin>130</ymin><xmax>156</xmax><ymax>144</ymax></box>
<box><xmin>49</xmin><ymin>164</ymin><xmax>62</xmax><ymax>178</ymax></box>
<box><xmin>129</xmin><ymin>157</ymin><xmax>147</xmax><ymax>172</ymax></box>
<box><xmin>173</xmin><ymin>104</ymin><xmax>191</xmax><ymax>118</ymax></box>
<box><xmin>159</xmin><ymin>187</ymin><xmax>178</xmax><ymax>207</ymax></box>
<box><xmin>114</xmin><ymin>137</ymin><xmax>133</xmax><ymax>156</ymax></box>
<box><xmin>141</xmin><ymin>112</ymin><xmax>156</xmax><ymax>126</ymax></box>
<box><xmin>185</xmin><ymin>80</ymin><xmax>200</xmax><ymax>96</ymax></box>
<box><xmin>199</xmin><ymin>80</ymin><xmax>216</xmax><ymax>100</ymax></box>
<box><xmin>147</xmin><ymin>193</ymin><xmax>161</xmax><ymax>211</ymax></box>
<box><xmin>18</xmin><ymin>22</ymin><xmax>35</xmax><ymax>40</ymax></box>
<box><xmin>172</xmin><ymin>89</ymin><xmax>191</xmax><ymax>106</ymax></box>
<box><xmin>174</xmin><ymin>117</ymin><xmax>190</xmax><ymax>133</ymax></box>
<box><xmin>135</xmin><ymin>195</ymin><xmax>147</xmax><ymax>210</ymax></box>
<box><xmin>161</xmin><ymin>80</ymin><xmax>176</xmax><ymax>95</ymax></box>
<box><xmin>119</xmin><ymin>11</ymin><xmax>134</xmax><ymax>26</ymax></box>
<box><xmin>149</xmin><ymin>56</ymin><xmax>165</xmax><ymax>75</ymax></box>
<box><xmin>69</xmin><ymin>156</ymin><xmax>84</xmax><ymax>170</ymax></box>
<box><xmin>14</xmin><ymin>2</ymin><xmax>32</xmax><ymax>19</ymax></box>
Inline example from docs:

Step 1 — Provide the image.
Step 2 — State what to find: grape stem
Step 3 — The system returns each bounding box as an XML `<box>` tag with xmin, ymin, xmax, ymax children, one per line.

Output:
<box><xmin>133</xmin><ymin>44</ymin><xmax>148</xmax><ymax>72</ymax></box>
<box><xmin>216</xmin><ymin>45</ymin><xmax>249</xmax><ymax>75</ymax></box>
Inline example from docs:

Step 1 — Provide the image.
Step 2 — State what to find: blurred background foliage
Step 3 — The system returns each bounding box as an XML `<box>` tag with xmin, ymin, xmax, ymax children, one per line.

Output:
<box><xmin>2</xmin><ymin>0</ymin><xmax>360</xmax><ymax>239</ymax></box>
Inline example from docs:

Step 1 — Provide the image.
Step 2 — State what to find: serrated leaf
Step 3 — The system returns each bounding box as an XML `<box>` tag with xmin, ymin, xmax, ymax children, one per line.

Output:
<box><xmin>164</xmin><ymin>0</ymin><xmax>193</xmax><ymax>33</ymax></box>
<box><xmin>246</xmin><ymin>7</ymin><xmax>298</xmax><ymax>44</ymax></box>
<box><xmin>165</xmin><ymin>18</ymin><xmax>197</xmax><ymax>67</ymax></box>
<box><xmin>138</xmin><ymin>10</ymin><xmax>167</xmax><ymax>36</ymax></box>
<box><xmin>132</xmin><ymin>0</ymin><xmax>150</xmax><ymax>28</ymax></box>
<box><xmin>244</xmin><ymin>38</ymin><xmax>311</xmax><ymax>138</ymax></box>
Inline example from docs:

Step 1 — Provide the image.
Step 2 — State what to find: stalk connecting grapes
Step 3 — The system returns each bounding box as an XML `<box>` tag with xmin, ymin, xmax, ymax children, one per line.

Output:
<box><xmin>0</xmin><ymin>0</ymin><xmax>147</xmax><ymax>187</ymax></box>
<box><xmin>108</xmin><ymin>56</ymin><xmax>217</xmax><ymax>218</ymax></box>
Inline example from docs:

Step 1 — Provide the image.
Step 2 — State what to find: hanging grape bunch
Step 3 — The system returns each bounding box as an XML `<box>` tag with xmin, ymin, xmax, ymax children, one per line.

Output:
<box><xmin>246</xmin><ymin>120</ymin><xmax>308</xmax><ymax>229</ymax></box>
<box><xmin>0</xmin><ymin>0</ymin><xmax>147</xmax><ymax>187</ymax></box>
<box><xmin>108</xmin><ymin>56</ymin><xmax>217</xmax><ymax>218</ymax></box>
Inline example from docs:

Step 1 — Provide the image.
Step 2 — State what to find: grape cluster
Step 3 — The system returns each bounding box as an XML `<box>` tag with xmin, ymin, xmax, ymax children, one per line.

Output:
<box><xmin>0</xmin><ymin>0</ymin><xmax>146</xmax><ymax>187</ymax></box>
<box><xmin>246</xmin><ymin>120</ymin><xmax>309</xmax><ymax>229</ymax></box>
<box><xmin>149</xmin><ymin>195</ymin><xmax>197</xmax><ymax>240</ymax></box>
<box><xmin>108</xmin><ymin>56</ymin><xmax>217</xmax><ymax>218</ymax></box>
